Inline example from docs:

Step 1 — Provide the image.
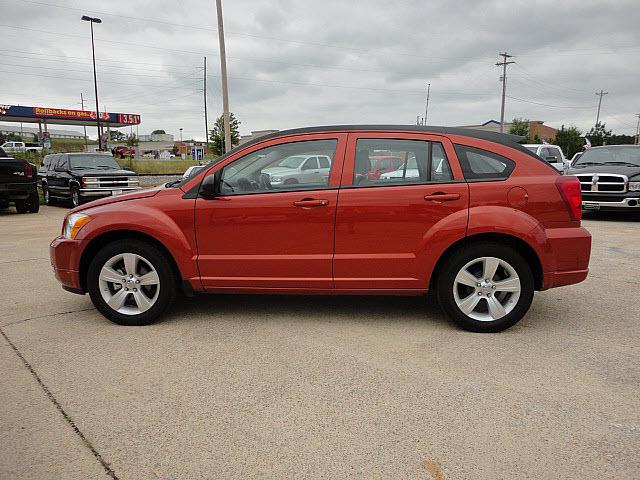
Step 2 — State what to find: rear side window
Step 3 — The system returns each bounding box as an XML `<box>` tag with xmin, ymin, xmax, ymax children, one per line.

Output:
<box><xmin>454</xmin><ymin>145</ymin><xmax>515</xmax><ymax>180</ymax></box>
<box><xmin>352</xmin><ymin>139</ymin><xmax>454</xmax><ymax>186</ymax></box>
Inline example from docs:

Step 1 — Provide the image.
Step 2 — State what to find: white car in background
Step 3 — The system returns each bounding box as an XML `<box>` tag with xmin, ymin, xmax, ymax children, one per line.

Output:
<box><xmin>262</xmin><ymin>154</ymin><xmax>331</xmax><ymax>186</ymax></box>
<box><xmin>523</xmin><ymin>144</ymin><xmax>568</xmax><ymax>172</ymax></box>
<box><xmin>182</xmin><ymin>165</ymin><xmax>206</xmax><ymax>178</ymax></box>
<box><xmin>380</xmin><ymin>156</ymin><xmax>452</xmax><ymax>181</ymax></box>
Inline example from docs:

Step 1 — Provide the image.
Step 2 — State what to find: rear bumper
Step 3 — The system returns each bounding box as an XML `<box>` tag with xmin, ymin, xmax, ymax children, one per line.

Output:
<box><xmin>0</xmin><ymin>181</ymin><xmax>37</xmax><ymax>200</ymax></box>
<box><xmin>541</xmin><ymin>226</ymin><xmax>591</xmax><ymax>290</ymax></box>
<box><xmin>50</xmin><ymin>236</ymin><xmax>83</xmax><ymax>292</ymax></box>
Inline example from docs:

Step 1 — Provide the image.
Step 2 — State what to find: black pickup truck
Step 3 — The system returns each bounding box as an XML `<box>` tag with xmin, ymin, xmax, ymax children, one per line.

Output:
<box><xmin>40</xmin><ymin>152</ymin><xmax>139</xmax><ymax>207</ymax></box>
<box><xmin>0</xmin><ymin>147</ymin><xmax>40</xmax><ymax>213</ymax></box>
<box><xmin>567</xmin><ymin>145</ymin><xmax>640</xmax><ymax>211</ymax></box>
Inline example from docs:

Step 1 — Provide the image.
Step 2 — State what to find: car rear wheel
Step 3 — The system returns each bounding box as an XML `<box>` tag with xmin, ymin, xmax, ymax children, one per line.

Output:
<box><xmin>87</xmin><ymin>240</ymin><xmax>177</xmax><ymax>326</ymax></box>
<box><xmin>14</xmin><ymin>199</ymin><xmax>29</xmax><ymax>214</ymax></box>
<box><xmin>436</xmin><ymin>242</ymin><xmax>534</xmax><ymax>332</ymax></box>
<box><xmin>27</xmin><ymin>191</ymin><xmax>39</xmax><ymax>213</ymax></box>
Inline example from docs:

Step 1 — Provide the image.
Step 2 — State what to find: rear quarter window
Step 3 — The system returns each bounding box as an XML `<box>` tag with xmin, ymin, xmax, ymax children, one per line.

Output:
<box><xmin>454</xmin><ymin>145</ymin><xmax>515</xmax><ymax>181</ymax></box>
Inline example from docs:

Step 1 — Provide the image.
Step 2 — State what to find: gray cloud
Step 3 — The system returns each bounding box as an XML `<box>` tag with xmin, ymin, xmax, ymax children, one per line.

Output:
<box><xmin>1</xmin><ymin>0</ymin><xmax>638</xmax><ymax>140</ymax></box>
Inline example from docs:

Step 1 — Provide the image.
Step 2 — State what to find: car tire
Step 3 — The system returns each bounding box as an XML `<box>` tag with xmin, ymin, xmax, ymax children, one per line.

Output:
<box><xmin>436</xmin><ymin>242</ymin><xmax>534</xmax><ymax>333</ymax></box>
<box><xmin>27</xmin><ymin>191</ymin><xmax>40</xmax><ymax>213</ymax></box>
<box><xmin>70</xmin><ymin>186</ymin><xmax>81</xmax><ymax>208</ymax></box>
<box><xmin>87</xmin><ymin>239</ymin><xmax>177</xmax><ymax>326</ymax></box>
<box><xmin>14</xmin><ymin>199</ymin><xmax>29</xmax><ymax>214</ymax></box>
<box><xmin>43</xmin><ymin>184</ymin><xmax>54</xmax><ymax>205</ymax></box>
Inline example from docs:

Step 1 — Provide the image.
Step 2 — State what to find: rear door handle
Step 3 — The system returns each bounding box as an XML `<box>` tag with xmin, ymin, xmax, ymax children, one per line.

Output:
<box><xmin>293</xmin><ymin>198</ymin><xmax>329</xmax><ymax>207</ymax></box>
<box><xmin>424</xmin><ymin>192</ymin><xmax>461</xmax><ymax>202</ymax></box>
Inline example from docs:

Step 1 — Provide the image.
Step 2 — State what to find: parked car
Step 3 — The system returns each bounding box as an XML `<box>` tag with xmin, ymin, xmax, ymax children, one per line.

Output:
<box><xmin>40</xmin><ymin>152</ymin><xmax>139</xmax><ymax>207</ymax></box>
<box><xmin>50</xmin><ymin>125</ymin><xmax>591</xmax><ymax>332</ymax></box>
<box><xmin>182</xmin><ymin>165</ymin><xmax>206</xmax><ymax>178</ymax></box>
<box><xmin>366</xmin><ymin>155</ymin><xmax>404</xmax><ymax>179</ymax></box>
<box><xmin>1</xmin><ymin>141</ymin><xmax>43</xmax><ymax>154</ymax></box>
<box><xmin>262</xmin><ymin>154</ymin><xmax>332</xmax><ymax>186</ymax></box>
<box><xmin>0</xmin><ymin>147</ymin><xmax>39</xmax><ymax>213</ymax></box>
<box><xmin>112</xmin><ymin>146</ymin><xmax>136</xmax><ymax>158</ymax></box>
<box><xmin>567</xmin><ymin>145</ymin><xmax>640</xmax><ymax>211</ymax></box>
<box><xmin>523</xmin><ymin>144</ymin><xmax>567</xmax><ymax>172</ymax></box>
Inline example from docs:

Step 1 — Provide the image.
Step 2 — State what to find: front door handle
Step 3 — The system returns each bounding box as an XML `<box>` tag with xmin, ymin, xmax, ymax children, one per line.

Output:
<box><xmin>424</xmin><ymin>192</ymin><xmax>461</xmax><ymax>203</ymax></box>
<box><xmin>293</xmin><ymin>198</ymin><xmax>329</xmax><ymax>207</ymax></box>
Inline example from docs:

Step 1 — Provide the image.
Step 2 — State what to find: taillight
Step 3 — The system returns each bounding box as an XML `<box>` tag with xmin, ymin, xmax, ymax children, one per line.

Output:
<box><xmin>23</xmin><ymin>163</ymin><xmax>33</xmax><ymax>179</ymax></box>
<box><xmin>556</xmin><ymin>176</ymin><xmax>582</xmax><ymax>221</ymax></box>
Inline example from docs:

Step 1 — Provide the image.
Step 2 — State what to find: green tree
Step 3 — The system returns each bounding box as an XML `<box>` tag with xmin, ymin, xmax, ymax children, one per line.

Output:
<box><xmin>209</xmin><ymin>113</ymin><xmax>240</xmax><ymax>155</ymax></box>
<box><xmin>509</xmin><ymin>118</ymin><xmax>530</xmax><ymax>138</ymax></box>
<box><xmin>110</xmin><ymin>130</ymin><xmax>125</xmax><ymax>141</ymax></box>
<box><xmin>553</xmin><ymin>125</ymin><xmax>583</xmax><ymax>159</ymax></box>
<box><xmin>151</xmin><ymin>129</ymin><xmax>166</xmax><ymax>135</ymax></box>
<box><xmin>126</xmin><ymin>133</ymin><xmax>139</xmax><ymax>147</ymax></box>
<box><xmin>587</xmin><ymin>122</ymin><xmax>611</xmax><ymax>147</ymax></box>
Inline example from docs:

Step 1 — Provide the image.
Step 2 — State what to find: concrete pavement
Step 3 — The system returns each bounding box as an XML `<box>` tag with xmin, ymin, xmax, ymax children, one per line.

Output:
<box><xmin>1</xmin><ymin>205</ymin><xmax>639</xmax><ymax>479</ymax></box>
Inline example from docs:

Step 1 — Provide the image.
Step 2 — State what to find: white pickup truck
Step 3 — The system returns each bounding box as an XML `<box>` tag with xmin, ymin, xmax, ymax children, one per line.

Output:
<box><xmin>523</xmin><ymin>144</ymin><xmax>568</xmax><ymax>172</ymax></box>
<box><xmin>1</xmin><ymin>141</ymin><xmax>43</xmax><ymax>154</ymax></box>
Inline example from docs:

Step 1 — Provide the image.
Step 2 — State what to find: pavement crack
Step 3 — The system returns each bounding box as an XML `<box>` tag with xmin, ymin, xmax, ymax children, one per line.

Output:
<box><xmin>2</xmin><ymin>307</ymin><xmax>96</xmax><ymax>327</ymax></box>
<box><xmin>0</xmin><ymin>326</ymin><xmax>119</xmax><ymax>480</ymax></box>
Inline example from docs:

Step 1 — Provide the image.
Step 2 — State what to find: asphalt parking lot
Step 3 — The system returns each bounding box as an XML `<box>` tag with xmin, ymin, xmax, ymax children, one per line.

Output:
<box><xmin>1</xmin><ymin>205</ymin><xmax>639</xmax><ymax>479</ymax></box>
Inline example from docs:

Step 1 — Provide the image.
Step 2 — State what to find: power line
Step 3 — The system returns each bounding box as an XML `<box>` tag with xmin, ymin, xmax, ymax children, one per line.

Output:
<box><xmin>505</xmin><ymin>95</ymin><xmax>595</xmax><ymax>109</ymax></box>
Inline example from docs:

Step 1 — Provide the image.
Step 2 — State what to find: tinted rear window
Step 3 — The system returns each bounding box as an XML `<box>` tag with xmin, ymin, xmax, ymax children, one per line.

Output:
<box><xmin>454</xmin><ymin>145</ymin><xmax>515</xmax><ymax>180</ymax></box>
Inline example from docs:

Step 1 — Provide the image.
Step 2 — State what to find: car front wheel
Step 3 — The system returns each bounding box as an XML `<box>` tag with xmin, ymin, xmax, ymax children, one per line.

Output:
<box><xmin>87</xmin><ymin>240</ymin><xmax>177</xmax><ymax>325</ymax></box>
<box><xmin>436</xmin><ymin>242</ymin><xmax>534</xmax><ymax>332</ymax></box>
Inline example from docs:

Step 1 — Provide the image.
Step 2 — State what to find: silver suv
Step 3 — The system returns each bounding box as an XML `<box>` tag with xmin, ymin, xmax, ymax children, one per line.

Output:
<box><xmin>262</xmin><ymin>154</ymin><xmax>332</xmax><ymax>186</ymax></box>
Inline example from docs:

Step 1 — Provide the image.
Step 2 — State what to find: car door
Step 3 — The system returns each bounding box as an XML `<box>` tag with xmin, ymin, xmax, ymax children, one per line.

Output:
<box><xmin>300</xmin><ymin>156</ymin><xmax>320</xmax><ymax>183</ymax></box>
<box><xmin>195</xmin><ymin>133</ymin><xmax>347</xmax><ymax>290</ymax></box>
<box><xmin>47</xmin><ymin>154</ymin><xmax>62</xmax><ymax>194</ymax></box>
<box><xmin>333</xmin><ymin>132</ymin><xmax>469</xmax><ymax>290</ymax></box>
<box><xmin>54</xmin><ymin>154</ymin><xmax>71</xmax><ymax>197</ymax></box>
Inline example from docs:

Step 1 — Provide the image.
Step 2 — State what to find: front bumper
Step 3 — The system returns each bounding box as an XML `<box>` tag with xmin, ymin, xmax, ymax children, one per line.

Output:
<box><xmin>50</xmin><ymin>236</ymin><xmax>83</xmax><ymax>293</ymax></box>
<box><xmin>79</xmin><ymin>187</ymin><xmax>140</xmax><ymax>197</ymax></box>
<box><xmin>582</xmin><ymin>192</ymin><xmax>640</xmax><ymax>210</ymax></box>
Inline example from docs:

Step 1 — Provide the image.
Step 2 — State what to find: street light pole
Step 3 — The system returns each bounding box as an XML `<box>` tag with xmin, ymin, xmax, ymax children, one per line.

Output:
<box><xmin>82</xmin><ymin>15</ymin><xmax>103</xmax><ymax>151</ymax></box>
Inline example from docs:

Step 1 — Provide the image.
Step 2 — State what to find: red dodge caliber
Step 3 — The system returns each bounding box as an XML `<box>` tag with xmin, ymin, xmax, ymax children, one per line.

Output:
<box><xmin>50</xmin><ymin>126</ymin><xmax>591</xmax><ymax>332</ymax></box>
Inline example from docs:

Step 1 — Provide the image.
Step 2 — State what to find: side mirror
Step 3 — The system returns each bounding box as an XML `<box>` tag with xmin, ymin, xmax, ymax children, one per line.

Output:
<box><xmin>200</xmin><ymin>173</ymin><xmax>219</xmax><ymax>199</ymax></box>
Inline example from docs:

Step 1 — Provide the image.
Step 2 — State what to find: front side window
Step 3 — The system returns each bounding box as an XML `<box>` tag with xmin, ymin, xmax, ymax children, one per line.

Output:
<box><xmin>454</xmin><ymin>145</ymin><xmax>515</xmax><ymax>180</ymax></box>
<box><xmin>220</xmin><ymin>139</ymin><xmax>337</xmax><ymax>195</ymax></box>
<box><xmin>352</xmin><ymin>139</ymin><xmax>454</xmax><ymax>186</ymax></box>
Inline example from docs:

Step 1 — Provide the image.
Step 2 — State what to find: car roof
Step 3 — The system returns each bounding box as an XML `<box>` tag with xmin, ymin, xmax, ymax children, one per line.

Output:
<box><xmin>586</xmin><ymin>144</ymin><xmax>640</xmax><ymax>149</ymax></box>
<box><xmin>228</xmin><ymin>124</ymin><xmax>539</xmax><ymax>160</ymax></box>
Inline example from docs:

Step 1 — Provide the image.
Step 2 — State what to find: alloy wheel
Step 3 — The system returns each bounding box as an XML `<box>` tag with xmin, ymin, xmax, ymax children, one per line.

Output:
<box><xmin>452</xmin><ymin>256</ymin><xmax>521</xmax><ymax>321</ymax></box>
<box><xmin>98</xmin><ymin>253</ymin><xmax>160</xmax><ymax>315</ymax></box>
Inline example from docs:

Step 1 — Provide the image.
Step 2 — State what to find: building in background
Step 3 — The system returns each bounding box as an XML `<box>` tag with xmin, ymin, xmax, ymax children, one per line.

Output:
<box><xmin>138</xmin><ymin>133</ymin><xmax>174</xmax><ymax>142</ymax></box>
<box><xmin>239</xmin><ymin>129</ymin><xmax>279</xmax><ymax>145</ymax></box>
<box><xmin>0</xmin><ymin>124</ymin><xmax>85</xmax><ymax>139</ymax></box>
<box><xmin>459</xmin><ymin>120</ymin><xmax>557</xmax><ymax>141</ymax></box>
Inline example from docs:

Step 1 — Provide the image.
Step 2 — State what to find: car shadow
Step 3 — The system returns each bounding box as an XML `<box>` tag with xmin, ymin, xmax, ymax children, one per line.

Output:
<box><xmin>163</xmin><ymin>292</ymin><xmax>452</xmax><ymax>328</ymax></box>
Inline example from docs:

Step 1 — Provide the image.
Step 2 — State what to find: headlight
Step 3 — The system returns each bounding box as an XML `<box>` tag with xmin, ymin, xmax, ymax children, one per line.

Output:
<box><xmin>270</xmin><ymin>176</ymin><xmax>283</xmax><ymax>182</ymax></box>
<box><xmin>629</xmin><ymin>182</ymin><xmax>640</xmax><ymax>192</ymax></box>
<box><xmin>63</xmin><ymin>213</ymin><xmax>91</xmax><ymax>239</ymax></box>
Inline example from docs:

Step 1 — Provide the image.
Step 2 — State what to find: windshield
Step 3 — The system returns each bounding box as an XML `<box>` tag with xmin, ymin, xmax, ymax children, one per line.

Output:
<box><xmin>574</xmin><ymin>147</ymin><xmax>640</xmax><ymax>167</ymax></box>
<box><xmin>277</xmin><ymin>156</ymin><xmax>307</xmax><ymax>168</ymax></box>
<box><xmin>69</xmin><ymin>155</ymin><xmax>121</xmax><ymax>169</ymax></box>
<box><xmin>525</xmin><ymin>146</ymin><xmax>538</xmax><ymax>153</ymax></box>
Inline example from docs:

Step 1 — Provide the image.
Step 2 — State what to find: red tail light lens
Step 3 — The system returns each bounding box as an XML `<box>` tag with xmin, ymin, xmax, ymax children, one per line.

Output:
<box><xmin>23</xmin><ymin>163</ymin><xmax>33</xmax><ymax>179</ymax></box>
<box><xmin>556</xmin><ymin>176</ymin><xmax>582</xmax><ymax>221</ymax></box>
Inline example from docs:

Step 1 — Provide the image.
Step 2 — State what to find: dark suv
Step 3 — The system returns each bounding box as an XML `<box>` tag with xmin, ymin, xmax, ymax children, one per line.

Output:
<box><xmin>40</xmin><ymin>152</ymin><xmax>139</xmax><ymax>207</ymax></box>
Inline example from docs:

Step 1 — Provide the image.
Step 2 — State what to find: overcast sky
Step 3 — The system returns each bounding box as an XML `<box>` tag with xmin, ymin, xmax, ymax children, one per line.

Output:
<box><xmin>1</xmin><ymin>0</ymin><xmax>639</xmax><ymax>140</ymax></box>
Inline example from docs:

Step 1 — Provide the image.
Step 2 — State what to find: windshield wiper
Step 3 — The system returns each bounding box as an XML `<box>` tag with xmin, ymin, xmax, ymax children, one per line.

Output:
<box><xmin>95</xmin><ymin>165</ymin><xmax>118</xmax><ymax>169</ymax></box>
<box><xmin>603</xmin><ymin>161</ymin><xmax>639</xmax><ymax>167</ymax></box>
<box><xmin>165</xmin><ymin>180</ymin><xmax>182</xmax><ymax>187</ymax></box>
<box><xmin>574</xmin><ymin>162</ymin><xmax>603</xmax><ymax>166</ymax></box>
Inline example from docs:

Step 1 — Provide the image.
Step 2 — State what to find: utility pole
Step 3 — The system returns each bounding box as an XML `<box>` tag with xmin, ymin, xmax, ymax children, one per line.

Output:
<box><xmin>635</xmin><ymin>113</ymin><xmax>640</xmax><ymax>145</ymax></box>
<box><xmin>595</xmin><ymin>90</ymin><xmax>608</xmax><ymax>128</ymax></box>
<box><xmin>424</xmin><ymin>83</ymin><xmax>430</xmax><ymax>126</ymax></box>
<box><xmin>80</xmin><ymin>93</ymin><xmax>88</xmax><ymax>150</ymax></box>
<box><xmin>215</xmin><ymin>0</ymin><xmax>232</xmax><ymax>153</ymax></box>
<box><xmin>203</xmin><ymin>56</ymin><xmax>209</xmax><ymax>150</ymax></box>
<box><xmin>496</xmin><ymin>52</ymin><xmax>515</xmax><ymax>133</ymax></box>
